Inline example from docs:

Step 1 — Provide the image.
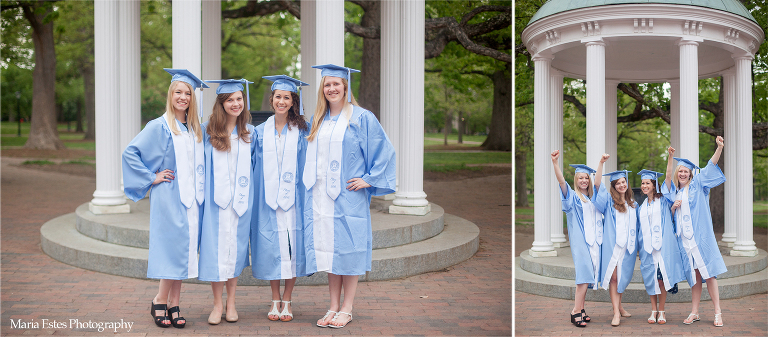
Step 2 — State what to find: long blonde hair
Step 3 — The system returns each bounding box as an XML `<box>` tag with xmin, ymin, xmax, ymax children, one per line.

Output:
<box><xmin>672</xmin><ymin>165</ymin><xmax>695</xmax><ymax>189</ymax></box>
<box><xmin>574</xmin><ymin>173</ymin><xmax>594</xmax><ymax>203</ymax></box>
<box><xmin>610</xmin><ymin>177</ymin><xmax>636</xmax><ymax>213</ymax></box>
<box><xmin>306</xmin><ymin>76</ymin><xmax>359</xmax><ymax>142</ymax></box>
<box><xmin>165</xmin><ymin>81</ymin><xmax>202</xmax><ymax>141</ymax></box>
<box><xmin>207</xmin><ymin>91</ymin><xmax>252</xmax><ymax>152</ymax></box>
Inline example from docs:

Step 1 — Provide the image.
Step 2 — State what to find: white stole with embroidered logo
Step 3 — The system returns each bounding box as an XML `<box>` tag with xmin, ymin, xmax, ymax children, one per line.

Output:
<box><xmin>213</xmin><ymin>129</ymin><xmax>250</xmax><ymax>216</ymax></box>
<box><xmin>640</xmin><ymin>198</ymin><xmax>663</xmax><ymax>254</ymax></box>
<box><xmin>303</xmin><ymin>106</ymin><xmax>350</xmax><ymax>199</ymax></box>
<box><xmin>677</xmin><ymin>186</ymin><xmax>694</xmax><ymax>239</ymax></box>
<box><xmin>264</xmin><ymin>116</ymin><xmax>299</xmax><ymax>211</ymax></box>
<box><xmin>165</xmin><ymin>117</ymin><xmax>204</xmax><ymax>208</ymax></box>
<box><xmin>580</xmin><ymin>198</ymin><xmax>603</xmax><ymax>247</ymax></box>
<box><xmin>615</xmin><ymin>203</ymin><xmax>637</xmax><ymax>254</ymax></box>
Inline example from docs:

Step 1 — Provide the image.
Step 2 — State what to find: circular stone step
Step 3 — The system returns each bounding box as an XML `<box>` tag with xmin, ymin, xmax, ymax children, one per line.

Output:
<box><xmin>41</xmin><ymin>207</ymin><xmax>478</xmax><ymax>286</ymax></box>
<box><xmin>75</xmin><ymin>199</ymin><xmax>444</xmax><ymax>250</ymax></box>
<box><xmin>519</xmin><ymin>247</ymin><xmax>767</xmax><ymax>283</ymax></box>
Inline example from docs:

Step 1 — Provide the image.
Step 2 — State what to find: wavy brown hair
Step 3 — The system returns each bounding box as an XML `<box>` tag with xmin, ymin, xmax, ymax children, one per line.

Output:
<box><xmin>268</xmin><ymin>90</ymin><xmax>308</xmax><ymax>132</ymax></box>
<box><xmin>306</xmin><ymin>76</ymin><xmax>359</xmax><ymax>142</ymax></box>
<box><xmin>207</xmin><ymin>91</ymin><xmax>251</xmax><ymax>152</ymax></box>
<box><xmin>610</xmin><ymin>177</ymin><xmax>636</xmax><ymax>213</ymax></box>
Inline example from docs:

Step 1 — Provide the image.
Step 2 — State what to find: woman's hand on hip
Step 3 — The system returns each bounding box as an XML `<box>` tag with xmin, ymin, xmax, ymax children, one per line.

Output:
<box><xmin>346</xmin><ymin>178</ymin><xmax>371</xmax><ymax>191</ymax></box>
<box><xmin>154</xmin><ymin>169</ymin><xmax>174</xmax><ymax>185</ymax></box>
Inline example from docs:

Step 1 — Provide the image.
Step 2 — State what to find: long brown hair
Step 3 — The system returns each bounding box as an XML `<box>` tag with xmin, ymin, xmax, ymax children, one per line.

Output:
<box><xmin>164</xmin><ymin>81</ymin><xmax>202</xmax><ymax>142</ymax></box>
<box><xmin>643</xmin><ymin>179</ymin><xmax>663</xmax><ymax>203</ymax></box>
<box><xmin>306</xmin><ymin>76</ymin><xmax>359</xmax><ymax>142</ymax></box>
<box><xmin>268</xmin><ymin>90</ymin><xmax>308</xmax><ymax>132</ymax></box>
<box><xmin>610</xmin><ymin>178</ymin><xmax>636</xmax><ymax>213</ymax></box>
<box><xmin>207</xmin><ymin>91</ymin><xmax>251</xmax><ymax>152</ymax></box>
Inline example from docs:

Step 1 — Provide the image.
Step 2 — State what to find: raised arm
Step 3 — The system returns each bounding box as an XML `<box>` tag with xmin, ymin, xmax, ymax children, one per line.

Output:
<box><xmin>551</xmin><ymin>150</ymin><xmax>567</xmax><ymax>196</ymax></box>
<box><xmin>665</xmin><ymin>146</ymin><xmax>675</xmax><ymax>189</ymax></box>
<box><xmin>710</xmin><ymin>136</ymin><xmax>724</xmax><ymax>165</ymax></box>
<box><xmin>594</xmin><ymin>153</ymin><xmax>610</xmax><ymax>189</ymax></box>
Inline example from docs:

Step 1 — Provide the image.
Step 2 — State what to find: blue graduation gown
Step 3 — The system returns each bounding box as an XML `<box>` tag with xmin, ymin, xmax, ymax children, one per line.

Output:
<box><xmin>662</xmin><ymin>160</ymin><xmax>727</xmax><ymax>286</ymax></box>
<box><xmin>122</xmin><ymin>116</ymin><xmax>202</xmax><ymax>280</ymax></box>
<box><xmin>250</xmin><ymin>122</ymin><xmax>310</xmax><ymax>280</ymax></box>
<box><xmin>594</xmin><ymin>184</ymin><xmax>638</xmax><ymax>293</ymax></box>
<box><xmin>198</xmin><ymin>123</ymin><xmax>257</xmax><ymax>282</ymax></box>
<box><xmin>303</xmin><ymin>106</ymin><xmax>397</xmax><ymax>276</ymax></box>
<box><xmin>636</xmin><ymin>191</ymin><xmax>687</xmax><ymax>295</ymax></box>
<box><xmin>559</xmin><ymin>181</ymin><xmax>601</xmax><ymax>286</ymax></box>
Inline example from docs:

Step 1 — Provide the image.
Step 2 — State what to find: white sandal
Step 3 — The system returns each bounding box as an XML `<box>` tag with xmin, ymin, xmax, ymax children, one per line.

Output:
<box><xmin>267</xmin><ymin>300</ymin><xmax>281</xmax><ymax>321</ymax></box>
<box><xmin>683</xmin><ymin>312</ymin><xmax>700</xmax><ymax>325</ymax></box>
<box><xmin>714</xmin><ymin>312</ymin><xmax>723</xmax><ymax>327</ymax></box>
<box><xmin>280</xmin><ymin>300</ymin><xmax>293</xmax><ymax>322</ymax></box>
<box><xmin>329</xmin><ymin>311</ymin><xmax>353</xmax><ymax>329</ymax></box>
<box><xmin>317</xmin><ymin>310</ymin><xmax>337</xmax><ymax>328</ymax></box>
<box><xmin>648</xmin><ymin>310</ymin><xmax>657</xmax><ymax>324</ymax></box>
<box><xmin>657</xmin><ymin>311</ymin><xmax>666</xmax><ymax>324</ymax></box>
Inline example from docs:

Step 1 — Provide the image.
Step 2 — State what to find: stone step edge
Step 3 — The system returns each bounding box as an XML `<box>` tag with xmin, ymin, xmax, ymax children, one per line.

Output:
<box><xmin>519</xmin><ymin>248</ymin><xmax>768</xmax><ymax>282</ymax></box>
<box><xmin>75</xmin><ymin>201</ymin><xmax>445</xmax><ymax>250</ymax></box>
<box><xmin>515</xmin><ymin>259</ymin><xmax>768</xmax><ymax>303</ymax></box>
<box><xmin>42</xmin><ymin>212</ymin><xmax>479</xmax><ymax>286</ymax></box>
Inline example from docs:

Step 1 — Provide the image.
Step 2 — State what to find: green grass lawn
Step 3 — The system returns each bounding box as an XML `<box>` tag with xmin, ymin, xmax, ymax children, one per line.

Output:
<box><xmin>424</xmin><ymin>132</ymin><xmax>487</xmax><ymax>143</ymax></box>
<box><xmin>424</xmin><ymin>151</ymin><xmax>511</xmax><ymax>172</ymax></box>
<box><xmin>1</xmin><ymin>122</ymin><xmax>93</xmax><ymax>150</ymax></box>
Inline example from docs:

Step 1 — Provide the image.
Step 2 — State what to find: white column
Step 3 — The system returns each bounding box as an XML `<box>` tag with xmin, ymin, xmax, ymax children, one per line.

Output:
<box><xmin>677</xmin><ymin>38</ymin><xmax>701</xmax><ymax>165</ymax></box>
<box><xmin>530</xmin><ymin>54</ymin><xmax>555</xmax><ymax>257</ymax></box>
<box><xmin>91</xmin><ymin>0</ymin><xmax>129</xmax><ymax>214</ymax></box>
<box><xmin>550</xmin><ymin>71</ymin><xmax>566</xmax><ymax>247</ymax></box>
<box><xmin>390</xmin><ymin>0</ymin><xmax>429</xmax><ymax>215</ymax></box>
<box><xmin>172</xmin><ymin>0</ymin><xmax>201</xmax><ymax>74</ymax></box>
<box><xmin>300</xmin><ymin>0</ymin><xmax>316</xmax><ymax>115</ymax></box>
<box><xmin>605</xmin><ymin>80</ymin><xmax>619</xmax><ymax>173</ymax></box>
<box><xmin>730</xmin><ymin>55</ymin><xmax>757</xmax><ymax>257</ymax></box>
<box><xmin>378</xmin><ymin>0</ymin><xmax>401</xmax><ymax>201</ymax></box>
<box><xmin>301</xmin><ymin>0</ymin><xmax>344</xmax><ymax>115</ymax></box>
<box><xmin>584</xmin><ymin>38</ymin><xmax>606</xmax><ymax>185</ymax></box>
<box><xmin>118</xmin><ymin>0</ymin><xmax>140</xmax><ymax>154</ymax></box>
<box><xmin>202</xmin><ymin>0</ymin><xmax>221</xmax><ymax>122</ymax></box>
<box><xmin>721</xmin><ymin>71</ymin><xmax>737</xmax><ymax>247</ymax></box>
<box><xmin>669</xmin><ymin>80</ymin><xmax>680</xmax><ymax>152</ymax></box>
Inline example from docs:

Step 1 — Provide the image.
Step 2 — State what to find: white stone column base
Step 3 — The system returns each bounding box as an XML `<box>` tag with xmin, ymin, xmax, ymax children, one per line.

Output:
<box><xmin>389</xmin><ymin>204</ymin><xmax>431</xmax><ymax>216</ymax></box>
<box><xmin>89</xmin><ymin>203</ymin><xmax>130</xmax><ymax>215</ymax></box>
<box><xmin>730</xmin><ymin>248</ymin><xmax>758</xmax><ymax>257</ymax></box>
<box><xmin>552</xmin><ymin>241</ymin><xmax>570</xmax><ymax>248</ymax></box>
<box><xmin>373</xmin><ymin>193</ymin><xmax>396</xmax><ymax>201</ymax></box>
<box><xmin>528</xmin><ymin>249</ymin><xmax>557</xmax><ymax>258</ymax></box>
<box><xmin>718</xmin><ymin>240</ymin><xmax>735</xmax><ymax>248</ymax></box>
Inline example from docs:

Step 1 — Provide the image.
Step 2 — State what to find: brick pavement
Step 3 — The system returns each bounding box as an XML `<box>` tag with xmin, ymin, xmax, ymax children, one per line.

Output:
<box><xmin>1</xmin><ymin>161</ymin><xmax>511</xmax><ymax>336</ymax></box>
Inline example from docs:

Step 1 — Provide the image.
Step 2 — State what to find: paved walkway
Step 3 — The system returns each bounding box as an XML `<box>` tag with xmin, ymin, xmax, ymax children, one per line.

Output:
<box><xmin>1</xmin><ymin>160</ymin><xmax>511</xmax><ymax>336</ymax></box>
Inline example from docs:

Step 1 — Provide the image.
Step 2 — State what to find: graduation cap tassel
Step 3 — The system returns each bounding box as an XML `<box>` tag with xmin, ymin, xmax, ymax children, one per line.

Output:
<box><xmin>243</xmin><ymin>78</ymin><xmax>250</xmax><ymax>112</ymax></box>
<box><xmin>299</xmin><ymin>87</ymin><xmax>304</xmax><ymax>116</ymax></box>
<box><xmin>347</xmin><ymin>68</ymin><xmax>352</xmax><ymax>103</ymax></box>
<box><xmin>198</xmin><ymin>88</ymin><xmax>204</xmax><ymax>123</ymax></box>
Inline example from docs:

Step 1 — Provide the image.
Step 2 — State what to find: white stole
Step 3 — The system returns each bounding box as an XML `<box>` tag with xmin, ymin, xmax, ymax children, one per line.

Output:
<box><xmin>580</xmin><ymin>198</ymin><xmax>602</xmax><ymax>247</ymax></box>
<box><xmin>303</xmin><ymin>106</ymin><xmax>351</xmax><ymax>200</ymax></box>
<box><xmin>640</xmin><ymin>199</ymin><xmax>662</xmax><ymax>254</ymax></box>
<box><xmin>615</xmin><ymin>203</ymin><xmax>637</xmax><ymax>254</ymax></box>
<box><xmin>165</xmin><ymin>117</ymin><xmax>204</xmax><ymax>208</ymax></box>
<box><xmin>213</xmin><ymin>129</ymin><xmax>250</xmax><ymax>216</ymax></box>
<box><xmin>677</xmin><ymin>186</ymin><xmax>694</xmax><ymax>239</ymax></box>
<box><xmin>263</xmin><ymin>116</ymin><xmax>299</xmax><ymax>211</ymax></box>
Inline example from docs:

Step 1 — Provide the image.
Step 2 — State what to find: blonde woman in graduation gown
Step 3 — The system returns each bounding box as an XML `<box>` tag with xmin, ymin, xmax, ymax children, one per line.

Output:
<box><xmin>594</xmin><ymin>154</ymin><xmax>638</xmax><ymax>326</ymax></box>
<box><xmin>199</xmin><ymin>79</ymin><xmax>257</xmax><ymax>325</ymax></box>
<box><xmin>251</xmin><ymin>75</ymin><xmax>310</xmax><ymax>322</ymax></box>
<box><xmin>302</xmin><ymin>64</ymin><xmax>396</xmax><ymax>329</ymax></box>
<box><xmin>551</xmin><ymin>150</ymin><xmax>603</xmax><ymax>328</ymax></box>
<box><xmin>122</xmin><ymin>69</ymin><xmax>207</xmax><ymax>329</ymax></box>
<box><xmin>662</xmin><ymin>137</ymin><xmax>726</xmax><ymax>327</ymax></box>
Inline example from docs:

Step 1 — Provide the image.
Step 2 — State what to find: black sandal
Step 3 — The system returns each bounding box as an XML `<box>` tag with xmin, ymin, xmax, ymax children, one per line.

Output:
<box><xmin>570</xmin><ymin>311</ymin><xmax>587</xmax><ymax>328</ymax></box>
<box><xmin>168</xmin><ymin>306</ymin><xmax>186</xmax><ymax>328</ymax></box>
<box><xmin>581</xmin><ymin>309</ymin><xmax>591</xmax><ymax>322</ymax></box>
<box><xmin>150</xmin><ymin>301</ymin><xmax>171</xmax><ymax>328</ymax></box>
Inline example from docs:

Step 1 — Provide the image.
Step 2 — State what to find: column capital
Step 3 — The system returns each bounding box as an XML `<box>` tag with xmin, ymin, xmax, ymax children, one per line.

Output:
<box><xmin>581</xmin><ymin>36</ymin><xmax>605</xmax><ymax>46</ymax></box>
<box><xmin>731</xmin><ymin>53</ymin><xmax>754</xmax><ymax>62</ymax></box>
<box><xmin>605</xmin><ymin>79</ymin><xmax>620</xmax><ymax>87</ymax></box>
<box><xmin>721</xmin><ymin>68</ymin><xmax>736</xmax><ymax>77</ymax></box>
<box><xmin>532</xmin><ymin>54</ymin><xmax>554</xmax><ymax>63</ymax></box>
<box><xmin>677</xmin><ymin>37</ymin><xmax>703</xmax><ymax>45</ymax></box>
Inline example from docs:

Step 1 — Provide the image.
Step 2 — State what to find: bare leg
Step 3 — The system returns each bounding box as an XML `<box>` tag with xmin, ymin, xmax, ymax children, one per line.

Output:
<box><xmin>280</xmin><ymin>277</ymin><xmax>297</xmax><ymax>320</ymax></box>
<box><xmin>331</xmin><ymin>275</ymin><xmax>358</xmax><ymax>327</ymax></box>
<box><xmin>209</xmin><ymin>281</ymin><xmax>225</xmax><ymax>324</ymax></box>
<box><xmin>269</xmin><ymin>280</ymin><xmax>281</xmax><ymax>321</ymax></box>
<box><xmin>317</xmin><ymin>273</ymin><xmax>343</xmax><ymax>326</ymax></box>
<box><xmin>225</xmin><ymin>277</ymin><xmax>238</xmax><ymax>321</ymax></box>
<box><xmin>153</xmin><ymin>279</ymin><xmax>173</xmax><ymax>325</ymax></box>
<box><xmin>691</xmin><ymin>269</ymin><xmax>702</xmax><ymax>315</ymax></box>
<box><xmin>609</xmin><ymin>271</ymin><xmax>621</xmax><ymax>325</ymax></box>
<box><xmin>572</xmin><ymin>283</ymin><xmax>588</xmax><ymax>321</ymax></box>
<box><xmin>167</xmin><ymin>280</ymin><xmax>185</xmax><ymax>325</ymax></box>
<box><xmin>657</xmin><ymin>280</ymin><xmax>667</xmax><ymax>311</ymax></box>
<box><xmin>705</xmin><ymin>276</ymin><xmax>722</xmax><ymax>325</ymax></box>
<box><xmin>649</xmin><ymin>294</ymin><xmax>658</xmax><ymax>323</ymax></box>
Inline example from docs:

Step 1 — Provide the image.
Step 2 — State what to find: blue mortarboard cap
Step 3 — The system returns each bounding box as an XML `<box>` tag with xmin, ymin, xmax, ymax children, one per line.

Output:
<box><xmin>205</xmin><ymin>79</ymin><xmax>254</xmax><ymax>111</ymax></box>
<box><xmin>263</xmin><ymin>75</ymin><xmax>310</xmax><ymax>115</ymax></box>
<box><xmin>603</xmin><ymin>170</ymin><xmax>631</xmax><ymax>182</ymax></box>
<box><xmin>312</xmin><ymin>64</ymin><xmax>360</xmax><ymax>103</ymax></box>
<box><xmin>638</xmin><ymin>169</ymin><xmax>664</xmax><ymax>193</ymax></box>
<box><xmin>569</xmin><ymin>164</ymin><xmax>596</xmax><ymax>174</ymax></box>
<box><xmin>673</xmin><ymin>157</ymin><xmax>700</xmax><ymax>172</ymax></box>
<box><xmin>164</xmin><ymin>68</ymin><xmax>209</xmax><ymax>89</ymax></box>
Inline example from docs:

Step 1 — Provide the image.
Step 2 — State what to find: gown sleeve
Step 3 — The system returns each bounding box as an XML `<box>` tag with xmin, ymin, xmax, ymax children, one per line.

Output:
<box><xmin>660</xmin><ymin>180</ymin><xmax>677</xmax><ymax>204</ymax></box>
<box><xmin>121</xmin><ymin>119</ymin><xmax>170</xmax><ymax>202</ymax></box>
<box><xmin>358</xmin><ymin>110</ymin><xmax>397</xmax><ymax>196</ymax></box>
<box><xmin>694</xmin><ymin>160</ymin><xmax>726</xmax><ymax>194</ymax></box>
<box><xmin>560</xmin><ymin>181</ymin><xmax>575</xmax><ymax>213</ymax></box>
<box><xmin>593</xmin><ymin>184</ymin><xmax>611</xmax><ymax>214</ymax></box>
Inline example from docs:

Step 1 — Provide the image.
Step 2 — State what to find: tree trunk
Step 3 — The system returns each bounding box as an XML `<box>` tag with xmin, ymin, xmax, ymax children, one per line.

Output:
<box><xmin>75</xmin><ymin>97</ymin><xmax>84</xmax><ymax>132</ymax></box>
<box><xmin>443</xmin><ymin>112</ymin><xmax>451</xmax><ymax>146</ymax></box>
<box><xmin>458</xmin><ymin>111</ymin><xmax>463</xmax><ymax>144</ymax></box>
<box><xmin>83</xmin><ymin>62</ymin><xmax>96</xmax><ymax>140</ymax></box>
<box><xmin>515</xmin><ymin>151</ymin><xmax>529</xmax><ymax>207</ymax></box>
<box><xmin>358</xmin><ymin>1</ymin><xmax>381</xmax><ymax>119</ymax></box>
<box><xmin>481</xmin><ymin>63</ymin><xmax>511</xmax><ymax>151</ymax></box>
<box><xmin>22</xmin><ymin>4</ymin><xmax>64</xmax><ymax>150</ymax></box>
<box><xmin>710</xmin><ymin>77</ymin><xmax>725</xmax><ymax>233</ymax></box>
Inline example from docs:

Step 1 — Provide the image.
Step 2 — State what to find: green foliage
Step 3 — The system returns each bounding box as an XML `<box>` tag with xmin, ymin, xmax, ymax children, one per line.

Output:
<box><xmin>22</xmin><ymin>160</ymin><xmax>55</xmax><ymax>165</ymax></box>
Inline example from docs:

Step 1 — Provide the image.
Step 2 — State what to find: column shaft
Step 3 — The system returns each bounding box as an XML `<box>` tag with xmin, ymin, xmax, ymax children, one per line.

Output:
<box><xmin>531</xmin><ymin>55</ymin><xmax>555</xmax><ymax>256</ymax></box>
<box><xmin>585</xmin><ymin>40</ymin><xmax>606</xmax><ymax>185</ymax></box>
<box><xmin>550</xmin><ymin>72</ymin><xmax>566</xmax><ymax>247</ymax></box>
<box><xmin>730</xmin><ymin>56</ymin><xmax>757</xmax><ymax>256</ymax></box>
<box><xmin>605</xmin><ymin>80</ymin><xmax>619</xmax><ymax>173</ymax></box>
<box><xmin>172</xmin><ymin>0</ymin><xmax>201</xmax><ymax>74</ymax></box>
<box><xmin>391</xmin><ymin>0</ymin><xmax>429</xmax><ymax>215</ymax></box>
<box><xmin>678</xmin><ymin>40</ymin><xmax>699</xmax><ymax>165</ymax></box>
<box><xmin>721</xmin><ymin>72</ymin><xmax>737</xmax><ymax>246</ymax></box>
<box><xmin>202</xmin><ymin>0</ymin><xmax>221</xmax><ymax>122</ymax></box>
<box><xmin>669</xmin><ymin>81</ymin><xmax>680</xmax><ymax>152</ymax></box>
<box><xmin>380</xmin><ymin>0</ymin><xmax>401</xmax><ymax>200</ymax></box>
<box><xmin>118</xmin><ymin>0</ymin><xmax>140</xmax><ymax>153</ymax></box>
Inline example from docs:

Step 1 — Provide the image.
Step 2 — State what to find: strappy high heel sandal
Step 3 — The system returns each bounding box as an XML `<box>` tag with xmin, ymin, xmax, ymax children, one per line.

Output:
<box><xmin>167</xmin><ymin>306</ymin><xmax>186</xmax><ymax>328</ymax></box>
<box><xmin>150</xmin><ymin>301</ymin><xmax>170</xmax><ymax>328</ymax></box>
<box><xmin>267</xmin><ymin>300</ymin><xmax>281</xmax><ymax>321</ymax></box>
<box><xmin>280</xmin><ymin>300</ymin><xmax>294</xmax><ymax>322</ymax></box>
<box><xmin>714</xmin><ymin>312</ymin><xmax>723</xmax><ymax>327</ymax></box>
<box><xmin>317</xmin><ymin>310</ymin><xmax>337</xmax><ymax>327</ymax></box>
<box><xmin>648</xmin><ymin>310</ymin><xmax>658</xmax><ymax>324</ymax></box>
<box><xmin>657</xmin><ymin>311</ymin><xmax>666</xmax><ymax>324</ymax></box>
<box><xmin>580</xmin><ymin>309</ymin><xmax>591</xmax><ymax>322</ymax></box>
<box><xmin>570</xmin><ymin>311</ymin><xmax>586</xmax><ymax>328</ymax></box>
